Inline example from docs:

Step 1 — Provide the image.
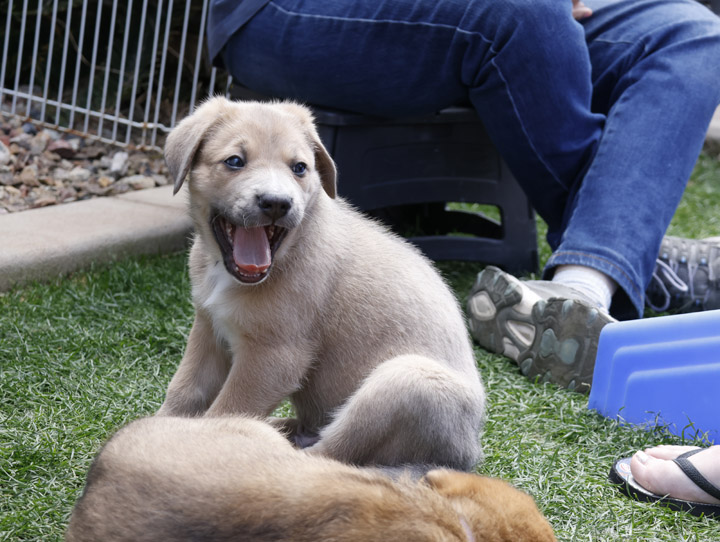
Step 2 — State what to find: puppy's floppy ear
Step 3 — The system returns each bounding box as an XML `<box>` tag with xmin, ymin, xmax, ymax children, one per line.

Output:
<box><xmin>165</xmin><ymin>96</ymin><xmax>232</xmax><ymax>195</ymax></box>
<box><xmin>312</xmin><ymin>136</ymin><xmax>337</xmax><ymax>199</ymax></box>
<box><xmin>424</xmin><ymin>469</ymin><xmax>494</xmax><ymax>498</ymax></box>
<box><xmin>422</xmin><ymin>469</ymin><xmax>469</xmax><ymax>494</ymax></box>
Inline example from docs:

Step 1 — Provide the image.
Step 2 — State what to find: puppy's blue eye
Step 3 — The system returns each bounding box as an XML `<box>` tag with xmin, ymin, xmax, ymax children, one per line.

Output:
<box><xmin>292</xmin><ymin>162</ymin><xmax>307</xmax><ymax>176</ymax></box>
<box><xmin>224</xmin><ymin>155</ymin><xmax>245</xmax><ymax>169</ymax></box>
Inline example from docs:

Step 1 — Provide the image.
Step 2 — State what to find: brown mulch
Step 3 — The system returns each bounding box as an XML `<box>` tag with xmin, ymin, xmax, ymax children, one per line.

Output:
<box><xmin>0</xmin><ymin>115</ymin><xmax>169</xmax><ymax>214</ymax></box>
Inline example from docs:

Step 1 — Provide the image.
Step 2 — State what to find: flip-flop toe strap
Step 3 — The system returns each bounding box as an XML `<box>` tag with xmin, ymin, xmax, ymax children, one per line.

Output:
<box><xmin>673</xmin><ymin>449</ymin><xmax>720</xmax><ymax>502</ymax></box>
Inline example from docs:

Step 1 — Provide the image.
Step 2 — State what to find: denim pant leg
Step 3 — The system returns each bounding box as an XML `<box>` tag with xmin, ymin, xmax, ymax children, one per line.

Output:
<box><xmin>544</xmin><ymin>0</ymin><xmax>720</xmax><ymax>319</ymax></box>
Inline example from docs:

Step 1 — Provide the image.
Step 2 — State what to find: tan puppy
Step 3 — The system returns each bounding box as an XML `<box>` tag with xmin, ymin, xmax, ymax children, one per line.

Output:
<box><xmin>66</xmin><ymin>416</ymin><xmax>556</xmax><ymax>542</ymax></box>
<box><xmin>158</xmin><ymin>98</ymin><xmax>485</xmax><ymax>470</ymax></box>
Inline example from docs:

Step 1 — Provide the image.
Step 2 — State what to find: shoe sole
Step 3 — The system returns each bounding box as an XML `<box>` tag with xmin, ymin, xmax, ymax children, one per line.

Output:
<box><xmin>518</xmin><ymin>298</ymin><xmax>613</xmax><ymax>393</ymax></box>
<box><xmin>467</xmin><ymin>266</ymin><xmax>614</xmax><ymax>393</ymax></box>
<box><xmin>467</xmin><ymin>266</ymin><xmax>535</xmax><ymax>361</ymax></box>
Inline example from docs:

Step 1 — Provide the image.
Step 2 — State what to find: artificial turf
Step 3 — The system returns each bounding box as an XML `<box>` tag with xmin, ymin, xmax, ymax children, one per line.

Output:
<box><xmin>1</xmin><ymin>152</ymin><xmax>719</xmax><ymax>541</ymax></box>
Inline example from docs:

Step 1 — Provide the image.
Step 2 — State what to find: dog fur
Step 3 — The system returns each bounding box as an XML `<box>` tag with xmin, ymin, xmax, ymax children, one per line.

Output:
<box><xmin>65</xmin><ymin>416</ymin><xmax>556</xmax><ymax>542</ymax></box>
<box><xmin>157</xmin><ymin>98</ymin><xmax>485</xmax><ymax>470</ymax></box>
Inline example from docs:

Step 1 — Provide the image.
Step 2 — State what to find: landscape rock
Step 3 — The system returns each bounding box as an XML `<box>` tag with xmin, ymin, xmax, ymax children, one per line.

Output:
<box><xmin>19</xmin><ymin>164</ymin><xmax>40</xmax><ymax>186</ymax></box>
<box><xmin>110</xmin><ymin>151</ymin><xmax>129</xmax><ymax>177</ymax></box>
<box><xmin>67</xmin><ymin>167</ymin><xmax>92</xmax><ymax>184</ymax></box>
<box><xmin>109</xmin><ymin>182</ymin><xmax>131</xmax><ymax>196</ymax></box>
<box><xmin>0</xmin><ymin>167</ymin><xmax>14</xmax><ymax>186</ymax></box>
<box><xmin>9</xmin><ymin>132</ymin><xmax>32</xmax><ymax>150</ymax></box>
<box><xmin>29</xmin><ymin>131</ymin><xmax>51</xmax><ymax>156</ymax></box>
<box><xmin>84</xmin><ymin>181</ymin><xmax>112</xmax><ymax>196</ymax></box>
<box><xmin>52</xmin><ymin>167</ymin><xmax>72</xmax><ymax>182</ymax></box>
<box><xmin>128</xmin><ymin>152</ymin><xmax>150</xmax><ymax>172</ymax></box>
<box><xmin>97</xmin><ymin>175</ymin><xmax>115</xmax><ymax>188</ymax></box>
<box><xmin>43</xmin><ymin>128</ymin><xmax>61</xmax><ymax>141</ymax></box>
<box><xmin>118</xmin><ymin>174</ymin><xmax>155</xmax><ymax>191</ymax></box>
<box><xmin>47</xmin><ymin>139</ymin><xmax>78</xmax><ymax>158</ymax></box>
<box><xmin>152</xmin><ymin>174</ymin><xmax>168</xmax><ymax>186</ymax></box>
<box><xmin>0</xmin><ymin>141</ymin><xmax>11</xmax><ymax>166</ymax></box>
<box><xmin>22</xmin><ymin>122</ymin><xmax>37</xmax><ymax>135</ymax></box>
<box><xmin>30</xmin><ymin>187</ymin><xmax>57</xmax><ymax>208</ymax></box>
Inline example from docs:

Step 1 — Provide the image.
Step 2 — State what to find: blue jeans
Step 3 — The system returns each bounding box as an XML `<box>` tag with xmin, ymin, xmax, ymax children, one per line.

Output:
<box><xmin>221</xmin><ymin>0</ymin><xmax>720</xmax><ymax>319</ymax></box>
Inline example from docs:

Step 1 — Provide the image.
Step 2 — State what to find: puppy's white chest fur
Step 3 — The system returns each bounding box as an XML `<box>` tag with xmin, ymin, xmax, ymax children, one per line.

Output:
<box><xmin>199</xmin><ymin>265</ymin><xmax>243</xmax><ymax>348</ymax></box>
<box><xmin>197</xmin><ymin>254</ymin><xmax>320</xmax><ymax>357</ymax></box>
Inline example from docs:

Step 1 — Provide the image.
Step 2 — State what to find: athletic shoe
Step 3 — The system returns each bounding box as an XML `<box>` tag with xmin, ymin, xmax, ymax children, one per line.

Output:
<box><xmin>467</xmin><ymin>266</ymin><xmax>616</xmax><ymax>393</ymax></box>
<box><xmin>646</xmin><ymin>236</ymin><xmax>720</xmax><ymax>313</ymax></box>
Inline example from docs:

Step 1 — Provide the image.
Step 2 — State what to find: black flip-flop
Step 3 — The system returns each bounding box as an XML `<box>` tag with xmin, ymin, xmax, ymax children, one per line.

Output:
<box><xmin>609</xmin><ymin>449</ymin><xmax>720</xmax><ymax>519</ymax></box>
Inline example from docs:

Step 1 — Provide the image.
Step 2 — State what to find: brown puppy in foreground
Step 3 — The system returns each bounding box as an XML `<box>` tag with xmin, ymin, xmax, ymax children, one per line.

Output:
<box><xmin>66</xmin><ymin>416</ymin><xmax>556</xmax><ymax>542</ymax></box>
<box><xmin>158</xmin><ymin>98</ymin><xmax>485</xmax><ymax>470</ymax></box>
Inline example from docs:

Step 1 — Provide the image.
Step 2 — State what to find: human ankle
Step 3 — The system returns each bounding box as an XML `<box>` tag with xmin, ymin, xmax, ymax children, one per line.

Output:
<box><xmin>551</xmin><ymin>265</ymin><xmax>617</xmax><ymax>312</ymax></box>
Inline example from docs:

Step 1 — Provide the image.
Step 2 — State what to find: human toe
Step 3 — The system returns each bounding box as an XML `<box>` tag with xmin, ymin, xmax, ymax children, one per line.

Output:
<box><xmin>642</xmin><ymin>445</ymin><xmax>701</xmax><ymax>460</ymax></box>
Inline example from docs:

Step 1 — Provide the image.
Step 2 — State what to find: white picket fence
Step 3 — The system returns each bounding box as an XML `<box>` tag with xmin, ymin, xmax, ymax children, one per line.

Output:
<box><xmin>0</xmin><ymin>0</ymin><xmax>231</xmax><ymax>151</ymax></box>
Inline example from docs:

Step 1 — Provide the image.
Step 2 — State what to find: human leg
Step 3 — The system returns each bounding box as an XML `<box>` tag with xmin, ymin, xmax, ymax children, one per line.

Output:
<box><xmin>546</xmin><ymin>0</ymin><xmax>720</xmax><ymax>318</ymax></box>
<box><xmin>472</xmin><ymin>0</ymin><xmax>720</xmax><ymax>324</ymax></box>
<box><xmin>468</xmin><ymin>0</ymin><xmax>720</xmax><ymax>391</ymax></box>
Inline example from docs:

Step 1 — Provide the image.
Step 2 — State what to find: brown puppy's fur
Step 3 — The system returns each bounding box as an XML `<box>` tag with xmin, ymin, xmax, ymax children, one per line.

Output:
<box><xmin>158</xmin><ymin>98</ymin><xmax>486</xmax><ymax>470</ymax></box>
<box><xmin>66</xmin><ymin>416</ymin><xmax>556</xmax><ymax>542</ymax></box>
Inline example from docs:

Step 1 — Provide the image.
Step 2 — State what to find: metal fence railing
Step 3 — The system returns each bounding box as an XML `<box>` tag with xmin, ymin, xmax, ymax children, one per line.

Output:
<box><xmin>1</xmin><ymin>0</ymin><xmax>231</xmax><ymax>151</ymax></box>
<box><xmin>2</xmin><ymin>0</ymin><xmax>718</xmax><ymax>153</ymax></box>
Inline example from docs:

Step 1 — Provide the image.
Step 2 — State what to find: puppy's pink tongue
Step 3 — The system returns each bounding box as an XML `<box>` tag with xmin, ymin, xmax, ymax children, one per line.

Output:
<box><xmin>233</xmin><ymin>226</ymin><xmax>271</xmax><ymax>274</ymax></box>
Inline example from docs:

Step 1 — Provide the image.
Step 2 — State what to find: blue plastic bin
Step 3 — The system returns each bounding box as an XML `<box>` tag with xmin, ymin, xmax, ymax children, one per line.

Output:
<box><xmin>588</xmin><ymin>310</ymin><xmax>720</xmax><ymax>443</ymax></box>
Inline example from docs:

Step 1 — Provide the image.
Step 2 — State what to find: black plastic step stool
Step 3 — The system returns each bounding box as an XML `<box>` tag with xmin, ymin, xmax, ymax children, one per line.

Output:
<box><xmin>231</xmin><ymin>87</ymin><xmax>538</xmax><ymax>274</ymax></box>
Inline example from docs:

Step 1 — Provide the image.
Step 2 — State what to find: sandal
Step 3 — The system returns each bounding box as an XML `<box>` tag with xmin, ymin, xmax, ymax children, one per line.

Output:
<box><xmin>609</xmin><ymin>449</ymin><xmax>720</xmax><ymax>519</ymax></box>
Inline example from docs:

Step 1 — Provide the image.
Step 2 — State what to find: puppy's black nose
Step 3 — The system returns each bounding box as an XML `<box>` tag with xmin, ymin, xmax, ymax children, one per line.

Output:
<box><xmin>258</xmin><ymin>194</ymin><xmax>292</xmax><ymax>221</ymax></box>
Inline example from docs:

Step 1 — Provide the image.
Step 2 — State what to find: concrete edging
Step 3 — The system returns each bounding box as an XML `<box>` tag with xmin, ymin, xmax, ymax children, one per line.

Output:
<box><xmin>0</xmin><ymin>185</ymin><xmax>192</xmax><ymax>291</ymax></box>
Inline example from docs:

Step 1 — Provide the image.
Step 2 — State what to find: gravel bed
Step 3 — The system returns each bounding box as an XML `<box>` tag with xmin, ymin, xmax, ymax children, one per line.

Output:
<box><xmin>0</xmin><ymin>116</ymin><xmax>168</xmax><ymax>214</ymax></box>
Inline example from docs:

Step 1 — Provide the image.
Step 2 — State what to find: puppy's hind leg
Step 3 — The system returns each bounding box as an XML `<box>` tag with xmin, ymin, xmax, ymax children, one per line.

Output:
<box><xmin>308</xmin><ymin>355</ymin><xmax>486</xmax><ymax>471</ymax></box>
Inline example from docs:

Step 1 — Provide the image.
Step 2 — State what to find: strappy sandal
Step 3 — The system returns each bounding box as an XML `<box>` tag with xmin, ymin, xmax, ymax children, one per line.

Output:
<box><xmin>609</xmin><ymin>448</ymin><xmax>720</xmax><ymax>519</ymax></box>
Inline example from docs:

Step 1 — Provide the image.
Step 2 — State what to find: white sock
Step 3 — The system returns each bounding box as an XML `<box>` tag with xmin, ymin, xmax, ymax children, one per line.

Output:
<box><xmin>552</xmin><ymin>264</ymin><xmax>617</xmax><ymax>312</ymax></box>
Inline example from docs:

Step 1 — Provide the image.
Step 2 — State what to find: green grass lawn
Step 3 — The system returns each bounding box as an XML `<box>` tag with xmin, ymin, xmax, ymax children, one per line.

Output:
<box><xmin>1</xmin><ymin>152</ymin><xmax>719</xmax><ymax>541</ymax></box>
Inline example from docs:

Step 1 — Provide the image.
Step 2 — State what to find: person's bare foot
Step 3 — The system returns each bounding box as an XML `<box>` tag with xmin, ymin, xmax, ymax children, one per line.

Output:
<box><xmin>630</xmin><ymin>445</ymin><xmax>720</xmax><ymax>505</ymax></box>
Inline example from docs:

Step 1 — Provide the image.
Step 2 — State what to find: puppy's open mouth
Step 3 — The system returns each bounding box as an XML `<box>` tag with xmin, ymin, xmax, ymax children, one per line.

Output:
<box><xmin>211</xmin><ymin>213</ymin><xmax>288</xmax><ymax>284</ymax></box>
